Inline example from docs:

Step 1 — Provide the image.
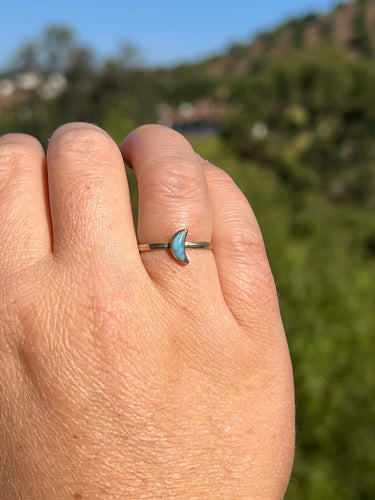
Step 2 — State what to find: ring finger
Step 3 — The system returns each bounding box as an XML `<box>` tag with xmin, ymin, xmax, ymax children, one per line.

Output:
<box><xmin>120</xmin><ymin>125</ymin><xmax>216</xmax><ymax>287</ymax></box>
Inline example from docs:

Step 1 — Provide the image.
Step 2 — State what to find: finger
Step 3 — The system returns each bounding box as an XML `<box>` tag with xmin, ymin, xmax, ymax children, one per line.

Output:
<box><xmin>0</xmin><ymin>133</ymin><xmax>51</xmax><ymax>267</ymax></box>
<box><xmin>120</xmin><ymin>125</ymin><xmax>216</xmax><ymax>285</ymax></box>
<box><xmin>47</xmin><ymin>123</ymin><xmax>140</xmax><ymax>267</ymax></box>
<box><xmin>201</xmin><ymin>160</ymin><xmax>284</xmax><ymax>345</ymax></box>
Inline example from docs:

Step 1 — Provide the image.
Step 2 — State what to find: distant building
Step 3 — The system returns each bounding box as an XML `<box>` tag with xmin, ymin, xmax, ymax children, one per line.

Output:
<box><xmin>157</xmin><ymin>99</ymin><xmax>227</xmax><ymax>136</ymax></box>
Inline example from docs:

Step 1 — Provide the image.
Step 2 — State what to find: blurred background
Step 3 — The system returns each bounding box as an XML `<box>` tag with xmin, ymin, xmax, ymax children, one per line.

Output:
<box><xmin>1</xmin><ymin>0</ymin><xmax>374</xmax><ymax>497</ymax></box>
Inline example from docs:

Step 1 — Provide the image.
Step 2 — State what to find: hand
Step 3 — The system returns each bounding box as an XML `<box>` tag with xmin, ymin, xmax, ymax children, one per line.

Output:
<box><xmin>0</xmin><ymin>124</ymin><xmax>294</xmax><ymax>498</ymax></box>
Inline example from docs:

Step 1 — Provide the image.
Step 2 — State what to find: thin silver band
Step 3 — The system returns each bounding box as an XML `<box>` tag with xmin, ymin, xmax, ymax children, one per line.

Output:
<box><xmin>138</xmin><ymin>228</ymin><xmax>212</xmax><ymax>264</ymax></box>
<box><xmin>138</xmin><ymin>241</ymin><xmax>212</xmax><ymax>251</ymax></box>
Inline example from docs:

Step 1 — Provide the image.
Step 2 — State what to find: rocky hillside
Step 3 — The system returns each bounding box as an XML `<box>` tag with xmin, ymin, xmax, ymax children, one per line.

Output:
<box><xmin>206</xmin><ymin>0</ymin><xmax>375</xmax><ymax>75</ymax></box>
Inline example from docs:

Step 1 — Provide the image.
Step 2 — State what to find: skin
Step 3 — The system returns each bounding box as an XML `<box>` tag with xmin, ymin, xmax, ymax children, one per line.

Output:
<box><xmin>0</xmin><ymin>123</ymin><xmax>295</xmax><ymax>499</ymax></box>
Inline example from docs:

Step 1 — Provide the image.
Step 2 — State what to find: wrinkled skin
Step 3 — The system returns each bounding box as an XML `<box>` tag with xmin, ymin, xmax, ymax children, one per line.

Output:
<box><xmin>0</xmin><ymin>124</ymin><xmax>294</xmax><ymax>499</ymax></box>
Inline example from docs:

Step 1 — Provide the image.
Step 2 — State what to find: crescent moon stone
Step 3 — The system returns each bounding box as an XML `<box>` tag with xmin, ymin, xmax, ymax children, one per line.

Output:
<box><xmin>171</xmin><ymin>229</ymin><xmax>189</xmax><ymax>264</ymax></box>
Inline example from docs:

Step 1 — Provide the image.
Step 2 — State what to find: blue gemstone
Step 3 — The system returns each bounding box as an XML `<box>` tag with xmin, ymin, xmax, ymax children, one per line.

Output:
<box><xmin>171</xmin><ymin>229</ymin><xmax>189</xmax><ymax>264</ymax></box>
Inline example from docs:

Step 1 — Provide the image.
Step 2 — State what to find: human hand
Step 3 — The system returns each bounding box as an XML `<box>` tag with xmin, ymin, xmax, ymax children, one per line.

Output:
<box><xmin>0</xmin><ymin>124</ymin><xmax>294</xmax><ymax>498</ymax></box>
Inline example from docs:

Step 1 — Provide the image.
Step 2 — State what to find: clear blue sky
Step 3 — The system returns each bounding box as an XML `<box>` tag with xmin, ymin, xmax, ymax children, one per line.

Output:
<box><xmin>1</xmin><ymin>0</ymin><xmax>340</xmax><ymax>69</ymax></box>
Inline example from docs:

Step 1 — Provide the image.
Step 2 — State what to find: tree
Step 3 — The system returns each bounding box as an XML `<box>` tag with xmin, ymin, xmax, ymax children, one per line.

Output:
<box><xmin>40</xmin><ymin>26</ymin><xmax>75</xmax><ymax>72</ymax></box>
<box><xmin>11</xmin><ymin>42</ymin><xmax>40</xmax><ymax>72</ymax></box>
<box><xmin>350</xmin><ymin>0</ymin><xmax>373</xmax><ymax>57</ymax></box>
<box><xmin>116</xmin><ymin>43</ymin><xmax>144</xmax><ymax>69</ymax></box>
<box><xmin>9</xmin><ymin>25</ymin><xmax>88</xmax><ymax>74</ymax></box>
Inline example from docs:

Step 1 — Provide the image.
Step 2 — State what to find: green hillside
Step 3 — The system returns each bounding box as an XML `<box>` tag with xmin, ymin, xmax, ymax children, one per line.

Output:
<box><xmin>206</xmin><ymin>0</ymin><xmax>375</xmax><ymax>75</ymax></box>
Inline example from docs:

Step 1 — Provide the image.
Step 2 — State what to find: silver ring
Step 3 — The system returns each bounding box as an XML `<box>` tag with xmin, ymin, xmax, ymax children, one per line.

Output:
<box><xmin>138</xmin><ymin>229</ymin><xmax>212</xmax><ymax>264</ymax></box>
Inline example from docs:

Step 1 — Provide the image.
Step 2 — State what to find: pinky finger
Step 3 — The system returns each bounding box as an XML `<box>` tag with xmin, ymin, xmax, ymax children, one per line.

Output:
<box><xmin>201</xmin><ymin>160</ymin><xmax>284</xmax><ymax>348</ymax></box>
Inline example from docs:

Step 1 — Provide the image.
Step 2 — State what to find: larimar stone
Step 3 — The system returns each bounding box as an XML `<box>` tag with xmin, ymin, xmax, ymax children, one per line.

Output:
<box><xmin>171</xmin><ymin>229</ymin><xmax>189</xmax><ymax>264</ymax></box>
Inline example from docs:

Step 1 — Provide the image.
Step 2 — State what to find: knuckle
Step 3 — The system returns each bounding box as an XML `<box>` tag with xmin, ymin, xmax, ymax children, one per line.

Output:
<box><xmin>132</xmin><ymin>124</ymin><xmax>190</xmax><ymax>147</ymax></box>
<box><xmin>0</xmin><ymin>133</ymin><xmax>42</xmax><ymax>150</ymax></box>
<box><xmin>0</xmin><ymin>140</ymin><xmax>41</xmax><ymax>194</ymax></box>
<box><xmin>147</xmin><ymin>161</ymin><xmax>205</xmax><ymax>201</ymax></box>
<box><xmin>49</xmin><ymin>125</ymin><xmax>114</xmax><ymax>162</ymax></box>
<box><xmin>0</xmin><ymin>141</ymin><xmax>38</xmax><ymax>171</ymax></box>
<box><xmin>229</xmin><ymin>225</ymin><xmax>266</xmax><ymax>257</ymax></box>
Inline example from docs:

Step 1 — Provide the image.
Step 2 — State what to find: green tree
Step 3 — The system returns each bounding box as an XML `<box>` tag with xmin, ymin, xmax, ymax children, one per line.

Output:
<box><xmin>351</xmin><ymin>0</ymin><xmax>373</xmax><ymax>57</ymax></box>
<box><xmin>11</xmin><ymin>42</ymin><xmax>40</xmax><ymax>72</ymax></box>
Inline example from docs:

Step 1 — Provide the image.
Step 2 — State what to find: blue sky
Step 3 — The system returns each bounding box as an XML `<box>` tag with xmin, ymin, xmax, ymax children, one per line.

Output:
<box><xmin>1</xmin><ymin>0</ymin><xmax>339</xmax><ymax>69</ymax></box>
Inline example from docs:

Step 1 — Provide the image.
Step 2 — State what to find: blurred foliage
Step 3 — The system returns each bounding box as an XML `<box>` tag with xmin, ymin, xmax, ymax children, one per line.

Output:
<box><xmin>11</xmin><ymin>25</ymin><xmax>91</xmax><ymax>74</ymax></box>
<box><xmin>197</xmin><ymin>140</ymin><xmax>375</xmax><ymax>500</ymax></box>
<box><xmin>1</xmin><ymin>19</ymin><xmax>375</xmax><ymax>498</ymax></box>
<box><xmin>352</xmin><ymin>0</ymin><xmax>373</xmax><ymax>57</ymax></box>
<box><xmin>224</xmin><ymin>45</ymin><xmax>375</xmax><ymax>210</ymax></box>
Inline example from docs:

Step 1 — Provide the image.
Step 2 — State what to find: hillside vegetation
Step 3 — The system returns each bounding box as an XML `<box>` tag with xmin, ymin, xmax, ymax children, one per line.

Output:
<box><xmin>207</xmin><ymin>0</ymin><xmax>375</xmax><ymax>74</ymax></box>
<box><xmin>1</xmin><ymin>2</ymin><xmax>375</xmax><ymax>497</ymax></box>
